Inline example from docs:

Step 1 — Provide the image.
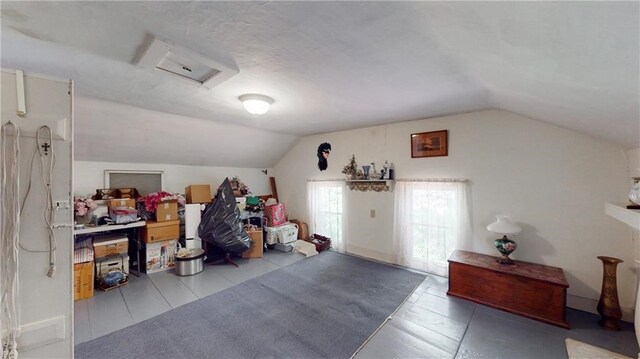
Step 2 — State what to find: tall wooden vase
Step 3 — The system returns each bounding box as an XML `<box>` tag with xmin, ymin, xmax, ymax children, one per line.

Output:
<box><xmin>596</xmin><ymin>256</ymin><xmax>623</xmax><ymax>331</ymax></box>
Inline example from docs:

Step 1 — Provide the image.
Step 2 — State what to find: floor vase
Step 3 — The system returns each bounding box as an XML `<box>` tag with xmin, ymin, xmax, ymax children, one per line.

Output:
<box><xmin>596</xmin><ymin>256</ymin><xmax>623</xmax><ymax>331</ymax></box>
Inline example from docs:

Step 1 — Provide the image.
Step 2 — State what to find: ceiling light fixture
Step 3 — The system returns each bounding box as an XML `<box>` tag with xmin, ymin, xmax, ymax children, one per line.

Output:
<box><xmin>239</xmin><ymin>94</ymin><xmax>274</xmax><ymax>115</ymax></box>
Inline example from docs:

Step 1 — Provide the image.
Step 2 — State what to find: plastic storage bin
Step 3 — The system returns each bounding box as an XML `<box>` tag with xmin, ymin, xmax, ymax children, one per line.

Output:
<box><xmin>93</xmin><ymin>234</ymin><xmax>128</xmax><ymax>258</ymax></box>
<box><xmin>96</xmin><ymin>254</ymin><xmax>130</xmax><ymax>276</ymax></box>
<box><xmin>265</xmin><ymin>222</ymin><xmax>299</xmax><ymax>245</ymax></box>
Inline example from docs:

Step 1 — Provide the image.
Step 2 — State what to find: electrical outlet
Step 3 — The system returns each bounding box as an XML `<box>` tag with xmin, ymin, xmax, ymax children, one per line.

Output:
<box><xmin>370</xmin><ymin>209</ymin><xmax>376</xmax><ymax>218</ymax></box>
<box><xmin>55</xmin><ymin>200</ymin><xmax>70</xmax><ymax>210</ymax></box>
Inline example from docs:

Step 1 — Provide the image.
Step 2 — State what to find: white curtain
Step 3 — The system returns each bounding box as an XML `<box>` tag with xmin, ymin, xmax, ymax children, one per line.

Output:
<box><xmin>392</xmin><ymin>180</ymin><xmax>470</xmax><ymax>276</ymax></box>
<box><xmin>307</xmin><ymin>180</ymin><xmax>346</xmax><ymax>252</ymax></box>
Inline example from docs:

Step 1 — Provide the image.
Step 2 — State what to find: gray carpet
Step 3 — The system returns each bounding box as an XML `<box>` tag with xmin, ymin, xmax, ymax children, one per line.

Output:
<box><xmin>75</xmin><ymin>251</ymin><xmax>425</xmax><ymax>359</ymax></box>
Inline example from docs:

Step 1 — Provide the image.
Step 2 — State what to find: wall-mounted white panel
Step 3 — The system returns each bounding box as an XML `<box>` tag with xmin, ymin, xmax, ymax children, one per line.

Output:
<box><xmin>1</xmin><ymin>70</ymin><xmax>69</xmax><ymax>140</ymax></box>
<box><xmin>0</xmin><ymin>70</ymin><xmax>73</xmax><ymax>358</ymax></box>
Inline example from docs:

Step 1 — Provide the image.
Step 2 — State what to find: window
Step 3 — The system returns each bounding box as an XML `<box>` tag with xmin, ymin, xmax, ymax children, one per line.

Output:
<box><xmin>393</xmin><ymin>180</ymin><xmax>469</xmax><ymax>276</ymax></box>
<box><xmin>104</xmin><ymin>170</ymin><xmax>163</xmax><ymax>195</ymax></box>
<box><xmin>307</xmin><ymin>181</ymin><xmax>345</xmax><ymax>252</ymax></box>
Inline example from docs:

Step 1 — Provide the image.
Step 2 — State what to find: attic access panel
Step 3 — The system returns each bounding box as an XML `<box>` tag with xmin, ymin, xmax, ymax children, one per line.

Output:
<box><xmin>138</xmin><ymin>37</ymin><xmax>238</xmax><ymax>88</ymax></box>
<box><xmin>156</xmin><ymin>50</ymin><xmax>221</xmax><ymax>84</ymax></box>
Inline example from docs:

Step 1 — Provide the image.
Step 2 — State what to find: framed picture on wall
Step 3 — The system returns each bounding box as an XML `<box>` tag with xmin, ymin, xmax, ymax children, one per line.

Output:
<box><xmin>411</xmin><ymin>130</ymin><xmax>448</xmax><ymax>158</ymax></box>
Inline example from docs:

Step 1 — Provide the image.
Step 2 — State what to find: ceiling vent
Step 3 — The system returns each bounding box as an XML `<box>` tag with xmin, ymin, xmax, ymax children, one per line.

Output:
<box><xmin>137</xmin><ymin>37</ymin><xmax>238</xmax><ymax>88</ymax></box>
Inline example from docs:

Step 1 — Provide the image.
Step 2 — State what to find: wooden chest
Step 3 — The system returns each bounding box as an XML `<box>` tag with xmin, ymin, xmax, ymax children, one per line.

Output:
<box><xmin>447</xmin><ymin>250</ymin><xmax>569</xmax><ymax>328</ymax></box>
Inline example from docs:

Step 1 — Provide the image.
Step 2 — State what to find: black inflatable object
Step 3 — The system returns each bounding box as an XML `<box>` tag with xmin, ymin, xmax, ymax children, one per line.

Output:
<box><xmin>198</xmin><ymin>178</ymin><xmax>250</xmax><ymax>256</ymax></box>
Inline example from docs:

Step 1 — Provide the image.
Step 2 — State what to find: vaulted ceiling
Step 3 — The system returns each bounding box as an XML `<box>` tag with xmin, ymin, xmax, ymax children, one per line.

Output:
<box><xmin>1</xmin><ymin>1</ymin><xmax>638</xmax><ymax>167</ymax></box>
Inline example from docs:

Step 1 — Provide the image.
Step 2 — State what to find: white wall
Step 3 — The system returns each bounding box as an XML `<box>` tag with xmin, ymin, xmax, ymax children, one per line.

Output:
<box><xmin>625</xmin><ymin>147</ymin><xmax>640</xmax><ymax>264</ymax></box>
<box><xmin>273</xmin><ymin>109</ymin><xmax>635</xmax><ymax>317</ymax></box>
<box><xmin>1</xmin><ymin>71</ymin><xmax>73</xmax><ymax>357</ymax></box>
<box><xmin>74</xmin><ymin>161</ymin><xmax>273</xmax><ymax>198</ymax></box>
<box><xmin>627</xmin><ymin>147</ymin><xmax>640</xmax><ymax>178</ymax></box>
<box><xmin>74</xmin><ymin>96</ymin><xmax>299</xmax><ymax>168</ymax></box>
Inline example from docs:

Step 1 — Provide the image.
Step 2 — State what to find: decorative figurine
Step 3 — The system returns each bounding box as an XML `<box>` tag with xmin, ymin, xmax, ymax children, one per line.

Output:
<box><xmin>362</xmin><ymin>165</ymin><xmax>370</xmax><ymax>180</ymax></box>
<box><xmin>381</xmin><ymin>161</ymin><xmax>390</xmax><ymax>179</ymax></box>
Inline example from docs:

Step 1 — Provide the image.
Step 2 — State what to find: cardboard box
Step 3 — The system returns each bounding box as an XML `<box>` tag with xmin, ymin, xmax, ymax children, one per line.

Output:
<box><xmin>96</xmin><ymin>254</ymin><xmax>129</xmax><ymax>276</ymax></box>
<box><xmin>186</xmin><ymin>184</ymin><xmax>211</xmax><ymax>204</ymax></box>
<box><xmin>116</xmin><ymin>188</ymin><xmax>140</xmax><ymax>199</ymax></box>
<box><xmin>143</xmin><ymin>239</ymin><xmax>177</xmax><ymax>273</ymax></box>
<box><xmin>108</xmin><ymin>198</ymin><xmax>136</xmax><ymax>209</ymax></box>
<box><xmin>242</xmin><ymin>230</ymin><xmax>263</xmax><ymax>258</ymax></box>
<box><xmin>156</xmin><ymin>199</ymin><xmax>178</xmax><ymax>222</ymax></box>
<box><xmin>93</xmin><ymin>234</ymin><xmax>128</xmax><ymax>258</ymax></box>
<box><xmin>74</xmin><ymin>261</ymin><xmax>94</xmax><ymax>300</ymax></box>
<box><xmin>142</xmin><ymin>220</ymin><xmax>180</xmax><ymax>243</ymax></box>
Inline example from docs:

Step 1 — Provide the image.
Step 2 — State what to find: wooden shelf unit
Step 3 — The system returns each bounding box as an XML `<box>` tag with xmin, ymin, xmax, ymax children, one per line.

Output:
<box><xmin>346</xmin><ymin>179</ymin><xmax>394</xmax><ymax>192</ymax></box>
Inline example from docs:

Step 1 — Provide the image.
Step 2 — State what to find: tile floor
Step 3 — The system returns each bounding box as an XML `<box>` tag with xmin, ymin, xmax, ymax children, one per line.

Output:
<box><xmin>74</xmin><ymin>250</ymin><xmax>305</xmax><ymax>344</ymax></box>
<box><xmin>75</xmin><ymin>251</ymin><xmax>639</xmax><ymax>358</ymax></box>
<box><xmin>355</xmin><ymin>274</ymin><xmax>638</xmax><ymax>358</ymax></box>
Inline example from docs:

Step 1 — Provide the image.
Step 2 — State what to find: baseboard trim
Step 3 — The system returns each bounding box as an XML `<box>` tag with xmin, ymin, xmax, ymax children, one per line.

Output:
<box><xmin>346</xmin><ymin>244</ymin><xmax>394</xmax><ymax>263</ymax></box>
<box><xmin>343</xmin><ymin>247</ymin><xmax>636</xmax><ymax>323</ymax></box>
<box><xmin>14</xmin><ymin>316</ymin><xmax>66</xmax><ymax>351</ymax></box>
<box><xmin>567</xmin><ymin>294</ymin><xmax>634</xmax><ymax>322</ymax></box>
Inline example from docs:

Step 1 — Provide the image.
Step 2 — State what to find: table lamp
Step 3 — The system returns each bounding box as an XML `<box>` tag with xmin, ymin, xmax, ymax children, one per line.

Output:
<box><xmin>487</xmin><ymin>215</ymin><xmax>522</xmax><ymax>264</ymax></box>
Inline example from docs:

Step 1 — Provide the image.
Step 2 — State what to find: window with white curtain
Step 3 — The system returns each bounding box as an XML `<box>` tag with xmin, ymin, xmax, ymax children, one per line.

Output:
<box><xmin>393</xmin><ymin>180</ymin><xmax>470</xmax><ymax>276</ymax></box>
<box><xmin>307</xmin><ymin>181</ymin><xmax>345</xmax><ymax>252</ymax></box>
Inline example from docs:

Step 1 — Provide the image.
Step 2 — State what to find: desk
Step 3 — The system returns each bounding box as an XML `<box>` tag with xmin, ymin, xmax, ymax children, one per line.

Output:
<box><xmin>447</xmin><ymin>250</ymin><xmax>569</xmax><ymax>328</ymax></box>
<box><xmin>74</xmin><ymin>221</ymin><xmax>146</xmax><ymax>277</ymax></box>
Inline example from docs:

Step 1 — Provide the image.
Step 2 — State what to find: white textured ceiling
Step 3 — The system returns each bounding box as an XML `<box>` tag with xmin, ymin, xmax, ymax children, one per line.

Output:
<box><xmin>1</xmin><ymin>1</ymin><xmax>638</xmax><ymax>167</ymax></box>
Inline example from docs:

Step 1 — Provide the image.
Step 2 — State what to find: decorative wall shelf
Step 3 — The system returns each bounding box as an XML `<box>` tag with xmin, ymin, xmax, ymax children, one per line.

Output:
<box><xmin>346</xmin><ymin>180</ymin><xmax>394</xmax><ymax>192</ymax></box>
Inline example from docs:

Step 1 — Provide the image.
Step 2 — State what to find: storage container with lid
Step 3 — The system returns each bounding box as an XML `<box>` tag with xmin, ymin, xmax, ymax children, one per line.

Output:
<box><xmin>175</xmin><ymin>248</ymin><xmax>205</xmax><ymax>276</ymax></box>
<box><xmin>264</xmin><ymin>222</ymin><xmax>299</xmax><ymax>245</ymax></box>
<box><xmin>93</xmin><ymin>233</ymin><xmax>128</xmax><ymax>258</ymax></box>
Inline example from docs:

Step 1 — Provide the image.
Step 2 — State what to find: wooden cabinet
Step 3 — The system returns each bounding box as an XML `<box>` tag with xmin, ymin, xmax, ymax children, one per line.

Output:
<box><xmin>447</xmin><ymin>250</ymin><xmax>569</xmax><ymax>328</ymax></box>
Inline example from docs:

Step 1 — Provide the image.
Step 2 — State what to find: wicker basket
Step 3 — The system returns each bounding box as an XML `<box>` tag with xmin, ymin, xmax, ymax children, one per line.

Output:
<box><xmin>305</xmin><ymin>234</ymin><xmax>332</xmax><ymax>252</ymax></box>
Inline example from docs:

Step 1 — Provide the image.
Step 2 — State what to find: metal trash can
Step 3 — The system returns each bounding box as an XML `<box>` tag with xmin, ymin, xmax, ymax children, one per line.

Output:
<box><xmin>175</xmin><ymin>248</ymin><xmax>205</xmax><ymax>276</ymax></box>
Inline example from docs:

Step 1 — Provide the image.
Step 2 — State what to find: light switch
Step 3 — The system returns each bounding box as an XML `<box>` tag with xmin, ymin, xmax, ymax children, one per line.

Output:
<box><xmin>370</xmin><ymin>209</ymin><xmax>376</xmax><ymax>218</ymax></box>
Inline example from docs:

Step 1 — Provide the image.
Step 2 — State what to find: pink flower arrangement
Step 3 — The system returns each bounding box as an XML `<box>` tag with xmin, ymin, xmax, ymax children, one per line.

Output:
<box><xmin>139</xmin><ymin>191</ymin><xmax>179</xmax><ymax>212</ymax></box>
<box><xmin>74</xmin><ymin>196</ymin><xmax>97</xmax><ymax>217</ymax></box>
<box><xmin>175</xmin><ymin>193</ymin><xmax>186</xmax><ymax>207</ymax></box>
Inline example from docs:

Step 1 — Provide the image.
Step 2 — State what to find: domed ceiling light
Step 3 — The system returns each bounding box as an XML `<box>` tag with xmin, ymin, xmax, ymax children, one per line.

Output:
<box><xmin>239</xmin><ymin>94</ymin><xmax>274</xmax><ymax>115</ymax></box>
